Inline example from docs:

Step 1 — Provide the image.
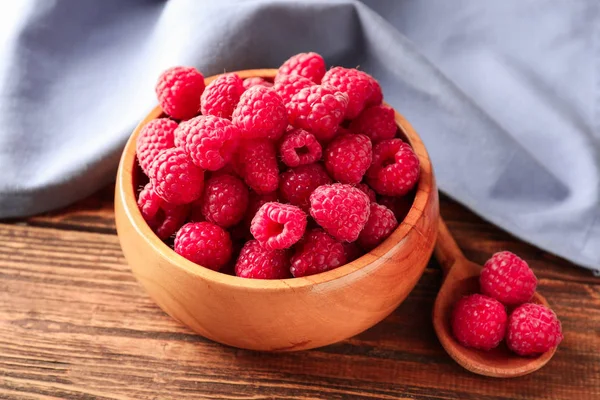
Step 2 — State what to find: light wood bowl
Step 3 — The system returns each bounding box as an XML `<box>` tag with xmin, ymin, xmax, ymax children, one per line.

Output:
<box><xmin>115</xmin><ymin>69</ymin><xmax>439</xmax><ymax>351</ymax></box>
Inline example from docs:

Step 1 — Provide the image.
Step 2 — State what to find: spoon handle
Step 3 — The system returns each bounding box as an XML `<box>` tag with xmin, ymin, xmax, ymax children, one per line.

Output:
<box><xmin>434</xmin><ymin>218</ymin><xmax>466</xmax><ymax>276</ymax></box>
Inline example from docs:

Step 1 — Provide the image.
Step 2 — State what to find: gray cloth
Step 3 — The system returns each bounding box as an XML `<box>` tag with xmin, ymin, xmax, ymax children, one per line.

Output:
<box><xmin>0</xmin><ymin>0</ymin><xmax>598</xmax><ymax>274</ymax></box>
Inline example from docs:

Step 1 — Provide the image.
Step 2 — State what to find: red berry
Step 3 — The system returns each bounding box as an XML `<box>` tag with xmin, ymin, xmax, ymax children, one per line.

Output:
<box><xmin>243</xmin><ymin>77</ymin><xmax>273</xmax><ymax>90</ymax></box>
<box><xmin>200</xmin><ymin>174</ymin><xmax>249</xmax><ymax>228</ymax></box>
<box><xmin>273</xmin><ymin>74</ymin><xmax>314</xmax><ymax>104</ymax></box>
<box><xmin>279</xmin><ymin>163</ymin><xmax>332</xmax><ymax>211</ymax></box>
<box><xmin>156</xmin><ymin>66</ymin><xmax>205</xmax><ymax>120</ymax></box>
<box><xmin>309</xmin><ymin>183</ymin><xmax>370</xmax><ymax>242</ymax></box>
<box><xmin>200</xmin><ymin>73</ymin><xmax>244</xmax><ymax>119</ymax></box>
<box><xmin>235</xmin><ymin>240</ymin><xmax>291</xmax><ymax>279</ymax></box>
<box><xmin>321</xmin><ymin>67</ymin><xmax>376</xmax><ymax>119</ymax></box>
<box><xmin>357</xmin><ymin>203</ymin><xmax>398</xmax><ymax>250</ymax></box>
<box><xmin>507</xmin><ymin>303</ymin><xmax>563</xmax><ymax>356</ymax></box>
<box><xmin>324</xmin><ymin>133</ymin><xmax>372</xmax><ymax>184</ymax></box>
<box><xmin>174</xmin><ymin>222</ymin><xmax>232</xmax><ymax>271</ymax></box>
<box><xmin>136</xmin><ymin>118</ymin><xmax>177</xmax><ymax>175</ymax></box>
<box><xmin>343</xmin><ymin>241</ymin><xmax>363</xmax><ymax>262</ymax></box>
<box><xmin>279</xmin><ymin>128</ymin><xmax>322</xmax><ymax>168</ymax></box>
<box><xmin>480</xmin><ymin>251</ymin><xmax>538</xmax><ymax>306</ymax></box>
<box><xmin>355</xmin><ymin>183</ymin><xmax>376</xmax><ymax>203</ymax></box>
<box><xmin>367</xmin><ymin>139</ymin><xmax>420</xmax><ymax>196</ymax></box>
<box><xmin>137</xmin><ymin>182</ymin><xmax>189</xmax><ymax>240</ymax></box>
<box><xmin>250</xmin><ymin>202</ymin><xmax>307</xmax><ymax>250</ymax></box>
<box><xmin>451</xmin><ymin>294</ymin><xmax>507</xmax><ymax>351</ymax></box>
<box><xmin>367</xmin><ymin>78</ymin><xmax>383</xmax><ymax>106</ymax></box>
<box><xmin>287</xmin><ymin>85</ymin><xmax>348</xmax><ymax>142</ymax></box>
<box><xmin>244</xmin><ymin>190</ymin><xmax>279</xmax><ymax>228</ymax></box>
<box><xmin>290</xmin><ymin>229</ymin><xmax>346</xmax><ymax>277</ymax></box>
<box><xmin>349</xmin><ymin>105</ymin><xmax>397</xmax><ymax>142</ymax></box>
<box><xmin>232</xmin><ymin>86</ymin><xmax>287</xmax><ymax>140</ymax></box>
<box><xmin>277</xmin><ymin>52</ymin><xmax>326</xmax><ymax>84</ymax></box>
<box><xmin>236</xmin><ymin>139</ymin><xmax>279</xmax><ymax>194</ymax></box>
<box><xmin>149</xmin><ymin>148</ymin><xmax>204</xmax><ymax>205</ymax></box>
<box><xmin>378</xmin><ymin>195</ymin><xmax>413</xmax><ymax>222</ymax></box>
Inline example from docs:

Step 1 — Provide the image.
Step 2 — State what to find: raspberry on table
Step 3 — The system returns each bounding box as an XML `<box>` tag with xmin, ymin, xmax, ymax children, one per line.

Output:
<box><xmin>321</xmin><ymin>67</ymin><xmax>376</xmax><ymax>119</ymax></box>
<box><xmin>175</xmin><ymin>115</ymin><xmax>240</xmax><ymax>171</ymax></box>
<box><xmin>277</xmin><ymin>52</ymin><xmax>326</xmax><ymax>84</ymax></box>
<box><xmin>357</xmin><ymin>203</ymin><xmax>398</xmax><ymax>251</ymax></box>
<box><xmin>451</xmin><ymin>294</ymin><xmax>507</xmax><ymax>351</ymax></box>
<box><xmin>367</xmin><ymin>139</ymin><xmax>420</xmax><ymax>196</ymax></box>
<box><xmin>235</xmin><ymin>139</ymin><xmax>279</xmax><ymax>194</ymax></box>
<box><xmin>149</xmin><ymin>148</ymin><xmax>204</xmax><ymax>205</ymax></box>
<box><xmin>200</xmin><ymin>73</ymin><xmax>244</xmax><ymax>119</ymax></box>
<box><xmin>287</xmin><ymin>85</ymin><xmax>348</xmax><ymax>142</ymax></box>
<box><xmin>290</xmin><ymin>228</ymin><xmax>347</xmax><ymax>277</ymax></box>
<box><xmin>279</xmin><ymin>128</ymin><xmax>322</xmax><ymax>168</ymax></box>
<box><xmin>480</xmin><ymin>251</ymin><xmax>538</xmax><ymax>306</ymax></box>
<box><xmin>174</xmin><ymin>222</ymin><xmax>232</xmax><ymax>271</ymax></box>
<box><xmin>309</xmin><ymin>183</ymin><xmax>371</xmax><ymax>242</ymax></box>
<box><xmin>138</xmin><ymin>182</ymin><xmax>189</xmax><ymax>240</ymax></box>
<box><xmin>244</xmin><ymin>190</ymin><xmax>279</xmax><ymax>229</ymax></box>
<box><xmin>279</xmin><ymin>163</ymin><xmax>332</xmax><ymax>211</ymax></box>
<box><xmin>136</xmin><ymin>118</ymin><xmax>177</xmax><ymax>175</ymax></box>
<box><xmin>355</xmin><ymin>183</ymin><xmax>376</xmax><ymax>203</ymax></box>
<box><xmin>324</xmin><ymin>133</ymin><xmax>372</xmax><ymax>184</ymax></box>
<box><xmin>235</xmin><ymin>240</ymin><xmax>291</xmax><ymax>279</ymax></box>
<box><xmin>156</xmin><ymin>66</ymin><xmax>205</xmax><ymax>120</ymax></box>
<box><xmin>273</xmin><ymin>74</ymin><xmax>314</xmax><ymax>105</ymax></box>
<box><xmin>243</xmin><ymin>77</ymin><xmax>273</xmax><ymax>90</ymax></box>
<box><xmin>200</xmin><ymin>174</ymin><xmax>249</xmax><ymax>228</ymax></box>
<box><xmin>250</xmin><ymin>202</ymin><xmax>307</xmax><ymax>250</ymax></box>
<box><xmin>378</xmin><ymin>195</ymin><xmax>413</xmax><ymax>222</ymax></box>
<box><xmin>232</xmin><ymin>86</ymin><xmax>287</xmax><ymax>140</ymax></box>
<box><xmin>506</xmin><ymin>303</ymin><xmax>563</xmax><ymax>356</ymax></box>
<box><xmin>349</xmin><ymin>105</ymin><xmax>397</xmax><ymax>142</ymax></box>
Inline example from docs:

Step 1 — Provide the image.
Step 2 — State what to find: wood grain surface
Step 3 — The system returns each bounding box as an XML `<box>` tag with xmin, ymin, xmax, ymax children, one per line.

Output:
<box><xmin>1</xmin><ymin>186</ymin><xmax>599</xmax><ymax>399</ymax></box>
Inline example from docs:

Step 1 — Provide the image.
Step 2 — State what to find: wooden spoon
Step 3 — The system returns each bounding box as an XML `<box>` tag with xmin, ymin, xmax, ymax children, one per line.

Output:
<box><xmin>433</xmin><ymin>218</ymin><xmax>557</xmax><ymax>377</ymax></box>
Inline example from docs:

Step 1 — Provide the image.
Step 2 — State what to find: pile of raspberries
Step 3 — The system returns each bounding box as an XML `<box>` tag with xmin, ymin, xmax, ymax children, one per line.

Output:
<box><xmin>451</xmin><ymin>251</ymin><xmax>563</xmax><ymax>356</ymax></box>
<box><xmin>136</xmin><ymin>52</ymin><xmax>420</xmax><ymax>279</ymax></box>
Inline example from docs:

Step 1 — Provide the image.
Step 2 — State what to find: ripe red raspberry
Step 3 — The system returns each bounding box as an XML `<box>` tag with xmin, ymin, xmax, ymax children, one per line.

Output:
<box><xmin>309</xmin><ymin>183</ymin><xmax>371</xmax><ymax>242</ymax></box>
<box><xmin>279</xmin><ymin>128</ymin><xmax>322</xmax><ymax>168</ymax></box>
<box><xmin>235</xmin><ymin>139</ymin><xmax>279</xmax><ymax>194</ymax></box>
<box><xmin>250</xmin><ymin>202</ymin><xmax>307</xmax><ymax>250</ymax></box>
<box><xmin>243</xmin><ymin>77</ymin><xmax>273</xmax><ymax>90</ymax></box>
<box><xmin>357</xmin><ymin>203</ymin><xmax>398</xmax><ymax>250</ymax></box>
<box><xmin>156</xmin><ymin>66</ymin><xmax>205</xmax><ymax>120</ymax></box>
<box><xmin>200</xmin><ymin>174</ymin><xmax>249</xmax><ymax>228</ymax></box>
<box><xmin>480</xmin><ymin>251</ymin><xmax>538</xmax><ymax>306</ymax></box>
<box><xmin>507</xmin><ymin>303</ymin><xmax>563</xmax><ymax>356</ymax></box>
<box><xmin>279</xmin><ymin>163</ymin><xmax>332</xmax><ymax>211</ymax></box>
<box><xmin>200</xmin><ymin>73</ymin><xmax>244</xmax><ymax>119</ymax></box>
<box><xmin>287</xmin><ymin>85</ymin><xmax>348</xmax><ymax>142</ymax></box>
<box><xmin>355</xmin><ymin>183</ymin><xmax>376</xmax><ymax>203</ymax></box>
<box><xmin>244</xmin><ymin>190</ymin><xmax>279</xmax><ymax>228</ymax></box>
<box><xmin>324</xmin><ymin>133</ymin><xmax>372</xmax><ymax>184</ymax></box>
<box><xmin>136</xmin><ymin>118</ymin><xmax>177</xmax><ymax>175</ymax></box>
<box><xmin>451</xmin><ymin>294</ymin><xmax>507</xmax><ymax>351</ymax></box>
<box><xmin>367</xmin><ymin>139</ymin><xmax>420</xmax><ymax>196</ymax></box>
<box><xmin>349</xmin><ymin>105</ymin><xmax>397</xmax><ymax>142</ymax></box>
<box><xmin>273</xmin><ymin>74</ymin><xmax>314</xmax><ymax>104</ymax></box>
<box><xmin>290</xmin><ymin>229</ymin><xmax>347</xmax><ymax>277</ymax></box>
<box><xmin>138</xmin><ymin>182</ymin><xmax>189</xmax><ymax>240</ymax></box>
<box><xmin>277</xmin><ymin>52</ymin><xmax>326</xmax><ymax>84</ymax></box>
<box><xmin>367</xmin><ymin>78</ymin><xmax>383</xmax><ymax>106</ymax></box>
<box><xmin>174</xmin><ymin>222</ymin><xmax>232</xmax><ymax>271</ymax></box>
<box><xmin>378</xmin><ymin>195</ymin><xmax>413</xmax><ymax>222</ymax></box>
<box><xmin>235</xmin><ymin>240</ymin><xmax>291</xmax><ymax>279</ymax></box>
<box><xmin>321</xmin><ymin>67</ymin><xmax>376</xmax><ymax>119</ymax></box>
<box><xmin>343</xmin><ymin>242</ymin><xmax>363</xmax><ymax>262</ymax></box>
<box><xmin>232</xmin><ymin>86</ymin><xmax>287</xmax><ymax>140</ymax></box>
<box><xmin>149</xmin><ymin>148</ymin><xmax>204</xmax><ymax>205</ymax></box>
<box><xmin>175</xmin><ymin>115</ymin><xmax>240</xmax><ymax>171</ymax></box>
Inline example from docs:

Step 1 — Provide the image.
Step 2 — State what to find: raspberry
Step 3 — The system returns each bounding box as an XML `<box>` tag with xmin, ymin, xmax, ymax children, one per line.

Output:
<box><xmin>343</xmin><ymin>242</ymin><xmax>363</xmax><ymax>262</ymax></box>
<box><xmin>324</xmin><ymin>133</ymin><xmax>372</xmax><ymax>184</ymax></box>
<box><xmin>321</xmin><ymin>67</ymin><xmax>376</xmax><ymax>119</ymax></box>
<box><xmin>235</xmin><ymin>139</ymin><xmax>279</xmax><ymax>194</ymax></box>
<box><xmin>174</xmin><ymin>222</ymin><xmax>232</xmax><ymax>271</ymax></box>
<box><xmin>136</xmin><ymin>118</ymin><xmax>177</xmax><ymax>175</ymax></box>
<box><xmin>149</xmin><ymin>148</ymin><xmax>204</xmax><ymax>205</ymax></box>
<box><xmin>279</xmin><ymin>128</ymin><xmax>322</xmax><ymax>168</ymax></box>
<box><xmin>175</xmin><ymin>115</ymin><xmax>240</xmax><ymax>171</ymax></box>
<box><xmin>244</xmin><ymin>190</ymin><xmax>279</xmax><ymax>228</ymax></box>
<box><xmin>355</xmin><ymin>183</ymin><xmax>376</xmax><ymax>203</ymax></box>
<box><xmin>290</xmin><ymin>229</ymin><xmax>346</xmax><ymax>277</ymax></box>
<box><xmin>235</xmin><ymin>240</ymin><xmax>291</xmax><ymax>279</ymax></box>
<box><xmin>137</xmin><ymin>183</ymin><xmax>189</xmax><ymax>240</ymax></box>
<box><xmin>378</xmin><ymin>195</ymin><xmax>413</xmax><ymax>222</ymax></box>
<box><xmin>367</xmin><ymin>139</ymin><xmax>420</xmax><ymax>196</ymax></box>
<box><xmin>200</xmin><ymin>73</ymin><xmax>244</xmax><ymax>119</ymax></box>
<box><xmin>357</xmin><ymin>203</ymin><xmax>398</xmax><ymax>250</ymax></box>
<box><xmin>277</xmin><ymin>52</ymin><xmax>326</xmax><ymax>84</ymax></box>
<box><xmin>232</xmin><ymin>86</ymin><xmax>287</xmax><ymax>140</ymax></box>
<box><xmin>243</xmin><ymin>77</ymin><xmax>273</xmax><ymax>90</ymax></box>
<box><xmin>200</xmin><ymin>174</ymin><xmax>249</xmax><ymax>228</ymax></box>
<box><xmin>506</xmin><ymin>303</ymin><xmax>563</xmax><ymax>356</ymax></box>
<box><xmin>480</xmin><ymin>251</ymin><xmax>538</xmax><ymax>306</ymax></box>
<box><xmin>273</xmin><ymin>74</ymin><xmax>314</xmax><ymax>104</ymax></box>
<box><xmin>287</xmin><ymin>85</ymin><xmax>348</xmax><ymax>142</ymax></box>
<box><xmin>309</xmin><ymin>183</ymin><xmax>370</xmax><ymax>242</ymax></box>
<box><xmin>451</xmin><ymin>294</ymin><xmax>507</xmax><ymax>351</ymax></box>
<box><xmin>349</xmin><ymin>105</ymin><xmax>397</xmax><ymax>142</ymax></box>
<box><xmin>367</xmin><ymin>78</ymin><xmax>383</xmax><ymax>106</ymax></box>
<box><xmin>279</xmin><ymin>163</ymin><xmax>332</xmax><ymax>211</ymax></box>
<box><xmin>250</xmin><ymin>202</ymin><xmax>307</xmax><ymax>250</ymax></box>
<box><xmin>156</xmin><ymin>66</ymin><xmax>205</xmax><ymax>120</ymax></box>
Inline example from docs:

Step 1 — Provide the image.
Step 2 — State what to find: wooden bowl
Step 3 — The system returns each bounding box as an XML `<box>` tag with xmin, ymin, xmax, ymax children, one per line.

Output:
<box><xmin>115</xmin><ymin>69</ymin><xmax>439</xmax><ymax>351</ymax></box>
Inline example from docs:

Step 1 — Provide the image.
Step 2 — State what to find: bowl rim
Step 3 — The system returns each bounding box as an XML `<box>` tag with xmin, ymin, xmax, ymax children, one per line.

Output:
<box><xmin>117</xmin><ymin>68</ymin><xmax>435</xmax><ymax>291</ymax></box>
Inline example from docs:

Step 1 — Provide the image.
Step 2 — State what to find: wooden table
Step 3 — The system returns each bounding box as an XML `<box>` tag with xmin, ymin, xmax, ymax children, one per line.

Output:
<box><xmin>1</xmin><ymin>186</ymin><xmax>598</xmax><ymax>399</ymax></box>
